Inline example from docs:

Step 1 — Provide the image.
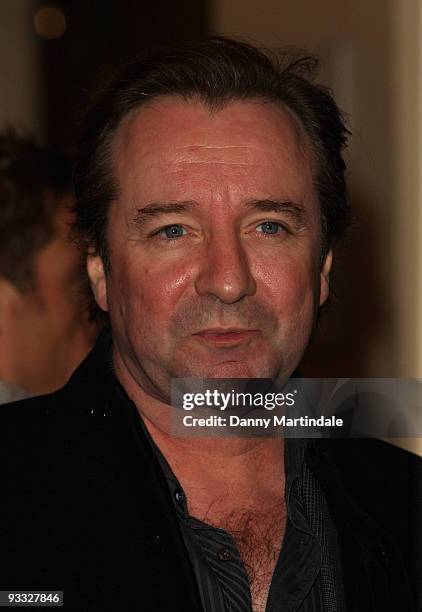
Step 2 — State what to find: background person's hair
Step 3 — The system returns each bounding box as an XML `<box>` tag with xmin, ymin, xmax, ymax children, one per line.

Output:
<box><xmin>73</xmin><ymin>36</ymin><xmax>350</xmax><ymax>315</ymax></box>
<box><xmin>0</xmin><ymin>130</ymin><xmax>73</xmax><ymax>292</ymax></box>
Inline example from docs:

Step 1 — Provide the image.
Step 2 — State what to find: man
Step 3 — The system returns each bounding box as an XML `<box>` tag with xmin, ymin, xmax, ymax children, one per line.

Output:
<box><xmin>0</xmin><ymin>132</ymin><xmax>97</xmax><ymax>400</ymax></box>
<box><xmin>0</xmin><ymin>39</ymin><xmax>419</xmax><ymax>611</ymax></box>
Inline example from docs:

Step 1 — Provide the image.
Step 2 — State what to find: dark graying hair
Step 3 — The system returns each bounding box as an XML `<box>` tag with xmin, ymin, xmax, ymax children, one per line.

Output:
<box><xmin>73</xmin><ymin>36</ymin><xmax>350</xmax><ymax>304</ymax></box>
<box><xmin>0</xmin><ymin>129</ymin><xmax>73</xmax><ymax>291</ymax></box>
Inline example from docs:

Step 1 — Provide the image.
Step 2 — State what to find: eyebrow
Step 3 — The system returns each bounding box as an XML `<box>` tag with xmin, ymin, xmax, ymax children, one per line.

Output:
<box><xmin>132</xmin><ymin>198</ymin><xmax>309</xmax><ymax>229</ymax></box>
<box><xmin>244</xmin><ymin>199</ymin><xmax>309</xmax><ymax>229</ymax></box>
<box><xmin>132</xmin><ymin>201</ymin><xmax>197</xmax><ymax>228</ymax></box>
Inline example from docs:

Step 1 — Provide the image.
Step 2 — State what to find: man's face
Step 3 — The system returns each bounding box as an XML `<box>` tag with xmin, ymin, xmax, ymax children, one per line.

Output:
<box><xmin>89</xmin><ymin>98</ymin><xmax>331</xmax><ymax>400</ymax></box>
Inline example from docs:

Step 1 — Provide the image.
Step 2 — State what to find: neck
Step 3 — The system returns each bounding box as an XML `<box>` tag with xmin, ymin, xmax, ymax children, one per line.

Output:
<box><xmin>114</xmin><ymin>349</ymin><xmax>285</xmax><ymax>501</ymax></box>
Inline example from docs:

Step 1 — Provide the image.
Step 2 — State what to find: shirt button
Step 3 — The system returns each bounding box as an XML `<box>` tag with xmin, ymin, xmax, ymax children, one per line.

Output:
<box><xmin>174</xmin><ymin>489</ymin><xmax>184</xmax><ymax>503</ymax></box>
<box><xmin>217</xmin><ymin>547</ymin><xmax>233</xmax><ymax>562</ymax></box>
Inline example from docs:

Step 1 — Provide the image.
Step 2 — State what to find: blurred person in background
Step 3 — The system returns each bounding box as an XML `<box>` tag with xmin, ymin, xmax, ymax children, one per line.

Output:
<box><xmin>0</xmin><ymin>130</ymin><xmax>98</xmax><ymax>402</ymax></box>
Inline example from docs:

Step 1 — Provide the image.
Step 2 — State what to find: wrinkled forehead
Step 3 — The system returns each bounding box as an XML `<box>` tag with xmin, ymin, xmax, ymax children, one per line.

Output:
<box><xmin>111</xmin><ymin>95</ymin><xmax>315</xmax><ymax>204</ymax></box>
<box><xmin>114</xmin><ymin>95</ymin><xmax>311</xmax><ymax>158</ymax></box>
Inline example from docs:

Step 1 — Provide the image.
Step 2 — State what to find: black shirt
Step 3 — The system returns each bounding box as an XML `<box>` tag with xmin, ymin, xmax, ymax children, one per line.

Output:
<box><xmin>130</xmin><ymin>405</ymin><xmax>345</xmax><ymax>611</ymax></box>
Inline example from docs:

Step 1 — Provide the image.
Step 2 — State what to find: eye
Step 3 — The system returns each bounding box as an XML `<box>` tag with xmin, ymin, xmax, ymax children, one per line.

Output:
<box><xmin>256</xmin><ymin>221</ymin><xmax>285</xmax><ymax>235</ymax></box>
<box><xmin>157</xmin><ymin>224</ymin><xmax>187</xmax><ymax>239</ymax></box>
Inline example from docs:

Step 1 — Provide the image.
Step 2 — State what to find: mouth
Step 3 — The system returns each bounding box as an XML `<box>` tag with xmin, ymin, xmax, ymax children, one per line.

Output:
<box><xmin>193</xmin><ymin>328</ymin><xmax>259</xmax><ymax>346</ymax></box>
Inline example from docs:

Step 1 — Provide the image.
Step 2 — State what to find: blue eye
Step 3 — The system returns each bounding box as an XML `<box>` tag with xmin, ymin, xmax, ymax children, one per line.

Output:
<box><xmin>158</xmin><ymin>225</ymin><xmax>187</xmax><ymax>239</ymax></box>
<box><xmin>257</xmin><ymin>221</ymin><xmax>284</xmax><ymax>235</ymax></box>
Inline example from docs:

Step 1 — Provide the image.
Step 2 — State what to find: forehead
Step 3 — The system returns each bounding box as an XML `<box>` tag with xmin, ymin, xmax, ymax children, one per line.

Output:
<box><xmin>112</xmin><ymin>96</ymin><xmax>315</xmax><ymax>206</ymax></box>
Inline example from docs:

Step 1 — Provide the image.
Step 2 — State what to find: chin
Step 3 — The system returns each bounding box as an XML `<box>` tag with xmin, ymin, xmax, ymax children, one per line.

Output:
<box><xmin>197</xmin><ymin>361</ymin><xmax>266</xmax><ymax>379</ymax></box>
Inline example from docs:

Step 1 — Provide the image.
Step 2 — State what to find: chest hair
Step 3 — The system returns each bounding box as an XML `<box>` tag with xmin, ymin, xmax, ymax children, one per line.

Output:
<box><xmin>195</xmin><ymin>502</ymin><xmax>287</xmax><ymax>611</ymax></box>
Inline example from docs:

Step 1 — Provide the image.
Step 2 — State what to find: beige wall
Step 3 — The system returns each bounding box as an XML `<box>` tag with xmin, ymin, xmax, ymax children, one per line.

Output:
<box><xmin>390</xmin><ymin>1</ymin><xmax>422</xmax><ymax>378</ymax></box>
<box><xmin>0</xmin><ymin>0</ymin><xmax>45</xmax><ymax>140</ymax></box>
<box><xmin>389</xmin><ymin>2</ymin><xmax>422</xmax><ymax>455</ymax></box>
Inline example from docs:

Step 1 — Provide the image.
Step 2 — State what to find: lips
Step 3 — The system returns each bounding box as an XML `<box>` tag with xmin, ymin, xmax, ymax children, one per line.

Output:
<box><xmin>193</xmin><ymin>328</ymin><xmax>258</xmax><ymax>346</ymax></box>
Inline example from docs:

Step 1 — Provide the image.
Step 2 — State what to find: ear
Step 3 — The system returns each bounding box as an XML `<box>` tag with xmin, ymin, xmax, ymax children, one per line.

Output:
<box><xmin>87</xmin><ymin>253</ymin><xmax>108</xmax><ymax>312</ymax></box>
<box><xmin>319</xmin><ymin>249</ymin><xmax>333</xmax><ymax>306</ymax></box>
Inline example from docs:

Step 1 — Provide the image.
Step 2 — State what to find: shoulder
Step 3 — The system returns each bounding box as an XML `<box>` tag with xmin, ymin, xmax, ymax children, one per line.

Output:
<box><xmin>0</xmin><ymin>327</ymin><xmax>114</xmax><ymax>421</ymax></box>
<box><xmin>0</xmin><ymin>388</ymin><xmax>65</xmax><ymax>417</ymax></box>
<box><xmin>307</xmin><ymin>438</ymin><xmax>420</xmax><ymax>505</ymax></box>
<box><xmin>307</xmin><ymin>438</ymin><xmax>421</xmax><ymax>606</ymax></box>
<box><xmin>0</xmin><ymin>331</ymin><xmax>118</xmax><ymax>469</ymax></box>
<box><xmin>306</xmin><ymin>438</ymin><xmax>421</xmax><ymax>530</ymax></box>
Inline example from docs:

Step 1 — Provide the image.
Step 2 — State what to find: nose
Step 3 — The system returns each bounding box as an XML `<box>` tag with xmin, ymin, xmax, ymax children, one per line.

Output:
<box><xmin>194</xmin><ymin>233</ymin><xmax>257</xmax><ymax>303</ymax></box>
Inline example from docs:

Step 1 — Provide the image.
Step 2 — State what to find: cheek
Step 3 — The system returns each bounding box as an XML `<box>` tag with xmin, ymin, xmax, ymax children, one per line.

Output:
<box><xmin>256</xmin><ymin>254</ymin><xmax>319</xmax><ymax>326</ymax></box>
<box><xmin>107</xmin><ymin>254</ymin><xmax>193</xmax><ymax>330</ymax></box>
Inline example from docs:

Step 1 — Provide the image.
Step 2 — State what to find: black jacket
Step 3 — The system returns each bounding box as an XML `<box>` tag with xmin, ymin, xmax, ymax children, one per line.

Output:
<box><xmin>0</xmin><ymin>336</ymin><xmax>420</xmax><ymax>611</ymax></box>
